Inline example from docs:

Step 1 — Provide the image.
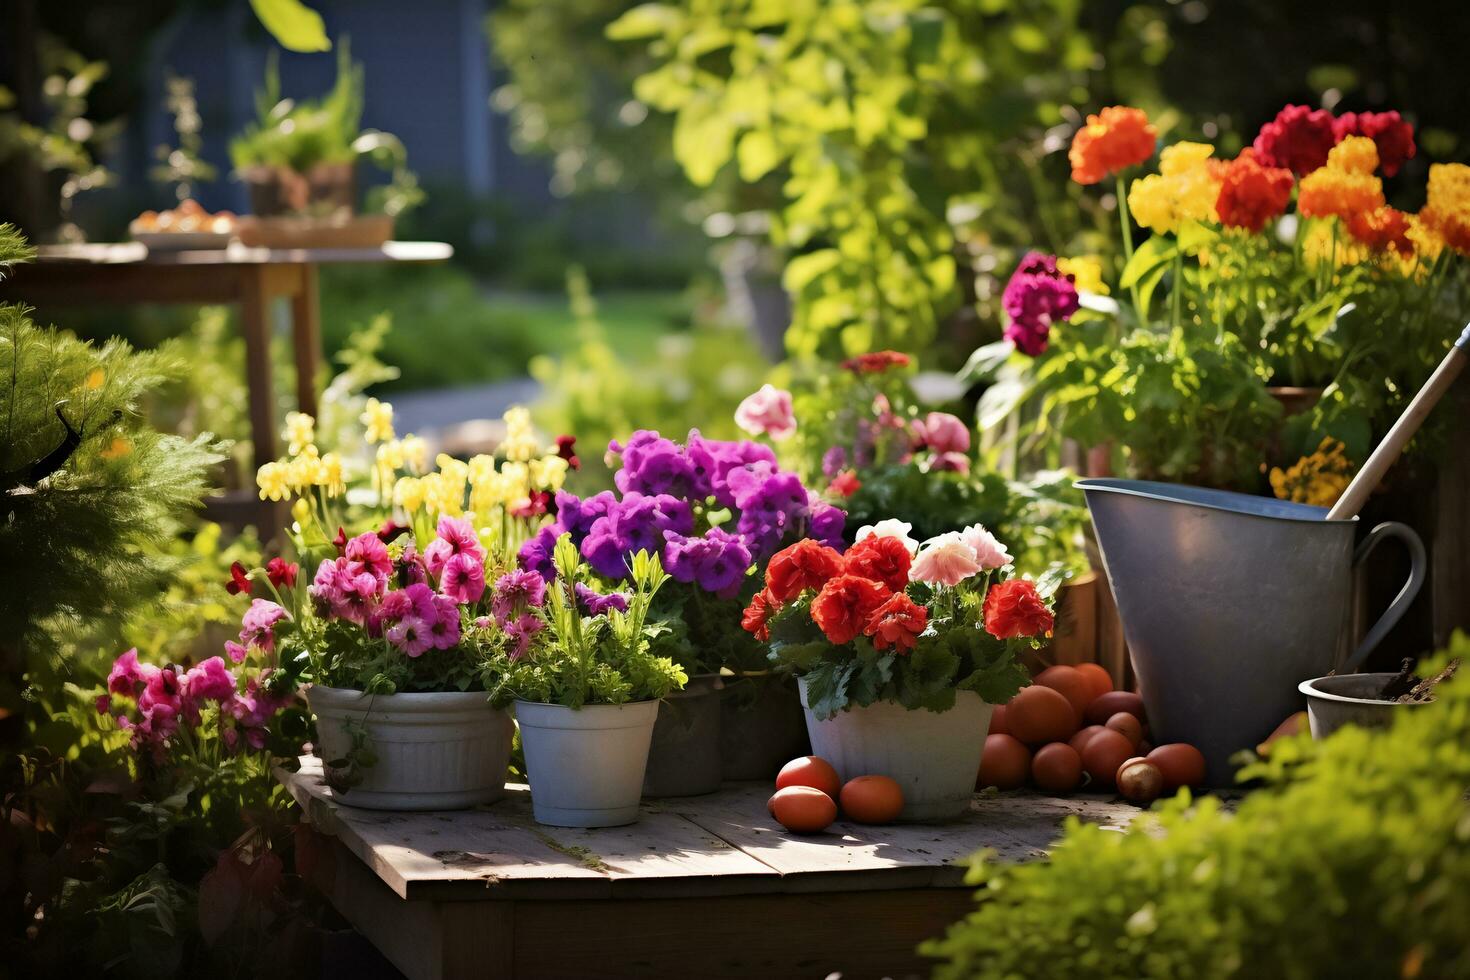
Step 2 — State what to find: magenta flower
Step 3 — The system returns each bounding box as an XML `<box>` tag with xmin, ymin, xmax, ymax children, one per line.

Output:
<box><xmin>427</xmin><ymin>593</ymin><xmax>462</xmax><ymax>650</ymax></box>
<box><xmin>492</xmin><ymin>569</ymin><xmax>547</xmax><ymax>624</ymax></box>
<box><xmin>912</xmin><ymin>412</ymin><xmax>971</xmax><ymax>455</ymax></box>
<box><xmin>503</xmin><ymin>613</ymin><xmax>543</xmax><ymax>660</ymax></box>
<box><xmin>224</xmin><ymin>640</ymin><xmax>248</xmax><ymax>663</ymax></box>
<box><xmin>423</xmin><ymin>516</ymin><xmax>485</xmax><ymax>576</ymax></box>
<box><xmin>440</xmin><ymin>552</ymin><xmax>487</xmax><ymax>605</ymax></box>
<box><xmin>929</xmin><ymin>451</ymin><xmax>971</xmax><ymax>474</ymax></box>
<box><xmin>184</xmin><ymin>656</ymin><xmax>237</xmax><ymax>703</ymax></box>
<box><xmin>517</xmin><ymin>525</ymin><xmax>559</xmax><ymax>581</ymax></box>
<box><xmin>574</xmin><ymin>582</ymin><xmax>629</xmax><ymax>616</ymax></box>
<box><xmin>734</xmin><ymin>384</ymin><xmax>797</xmax><ymax>441</ymax></box>
<box><xmin>343</xmin><ymin>532</ymin><xmax>392</xmax><ymax>585</ymax></box>
<box><xmin>239</xmin><ymin>598</ymin><xmax>287</xmax><ymax>652</ymax></box>
<box><xmin>386</xmin><ymin>615</ymin><xmax>432</xmax><ymax>657</ymax></box>
<box><xmin>1002</xmin><ymin>252</ymin><xmax>1080</xmax><ymax>357</ymax></box>
<box><xmin>107</xmin><ymin>648</ymin><xmax>155</xmax><ymax>696</ymax></box>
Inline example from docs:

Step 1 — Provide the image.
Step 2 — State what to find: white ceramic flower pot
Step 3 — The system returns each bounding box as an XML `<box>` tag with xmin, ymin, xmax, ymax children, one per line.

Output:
<box><xmin>307</xmin><ymin>686</ymin><xmax>513</xmax><ymax>811</ymax></box>
<box><xmin>798</xmin><ymin>677</ymin><xmax>994</xmax><ymax>822</ymax></box>
<box><xmin>515</xmin><ymin>699</ymin><xmax>659</xmax><ymax>827</ymax></box>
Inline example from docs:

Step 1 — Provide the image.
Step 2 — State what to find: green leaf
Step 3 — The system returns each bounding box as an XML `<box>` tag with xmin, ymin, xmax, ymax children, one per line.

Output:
<box><xmin>803</xmin><ymin>661</ymin><xmax>855</xmax><ymax>721</ymax></box>
<box><xmin>606</xmin><ymin>3</ymin><xmax>680</xmax><ymax>40</ymax></box>
<box><xmin>958</xmin><ymin>341</ymin><xmax>1019</xmax><ymax>385</ymax></box>
<box><xmin>737</xmin><ymin>130</ymin><xmax>782</xmax><ymax>182</ymax></box>
<box><xmin>782</xmin><ymin>249</ymin><xmax>842</xmax><ymax>293</ymax></box>
<box><xmin>249</xmin><ymin>0</ymin><xmax>331</xmax><ymax>53</ymax></box>
<box><xmin>1119</xmin><ymin>235</ymin><xmax>1176</xmax><ymax>290</ymax></box>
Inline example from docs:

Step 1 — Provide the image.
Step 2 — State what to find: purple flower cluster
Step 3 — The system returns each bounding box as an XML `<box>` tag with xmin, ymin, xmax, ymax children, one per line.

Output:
<box><xmin>517</xmin><ymin>429</ymin><xmax>845</xmax><ymax>594</ymax></box>
<box><xmin>575</xmin><ymin>582</ymin><xmax>629</xmax><ymax>616</ymax></box>
<box><xmin>1001</xmin><ymin>251</ymin><xmax>1080</xmax><ymax>357</ymax></box>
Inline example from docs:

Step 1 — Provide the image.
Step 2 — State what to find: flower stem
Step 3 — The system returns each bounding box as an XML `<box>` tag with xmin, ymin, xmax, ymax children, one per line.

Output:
<box><xmin>1115</xmin><ymin>173</ymin><xmax>1143</xmax><ymax>320</ymax></box>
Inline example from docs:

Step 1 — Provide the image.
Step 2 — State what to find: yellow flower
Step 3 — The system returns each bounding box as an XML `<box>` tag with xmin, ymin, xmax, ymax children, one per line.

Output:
<box><xmin>400</xmin><ymin>434</ymin><xmax>429</xmax><ymax>474</ymax></box>
<box><xmin>1298</xmin><ymin>138</ymin><xmax>1385</xmax><ymax>221</ymax></box>
<box><xmin>1301</xmin><ymin>222</ymin><xmax>1369</xmax><ymax>269</ymax></box>
<box><xmin>360</xmin><ymin>398</ymin><xmax>395</xmax><ymax>444</ymax></box>
<box><xmin>1057</xmin><ymin>255</ymin><xmax>1109</xmax><ymax>296</ymax></box>
<box><xmin>287</xmin><ymin>445</ymin><xmax>323</xmax><ymax>491</ymax></box>
<box><xmin>530</xmin><ymin>454</ymin><xmax>570</xmax><ymax>492</ymax></box>
<box><xmin>376</xmin><ymin>439</ymin><xmax>406</xmax><ymax>471</ymax></box>
<box><xmin>394</xmin><ymin>476</ymin><xmax>426</xmax><ymax>513</ymax></box>
<box><xmin>283</xmin><ymin>411</ymin><xmax>316</xmax><ymax>456</ymax></box>
<box><xmin>499</xmin><ymin>406</ymin><xmax>540</xmax><ymax>462</ymax></box>
<box><xmin>257</xmin><ymin>461</ymin><xmax>292</xmax><ymax>501</ymax></box>
<box><xmin>1325</xmin><ymin>135</ymin><xmax>1378</xmax><ymax>176</ymax></box>
<box><xmin>1270</xmin><ymin>438</ymin><xmax>1354</xmax><ymax>508</ymax></box>
<box><xmin>1128</xmin><ymin>142</ymin><xmax>1220</xmax><ymax>233</ymax></box>
<box><xmin>291</xmin><ymin>497</ymin><xmax>311</xmax><ymax>528</ymax></box>
<box><xmin>319</xmin><ymin>452</ymin><xmax>346</xmax><ymax>496</ymax></box>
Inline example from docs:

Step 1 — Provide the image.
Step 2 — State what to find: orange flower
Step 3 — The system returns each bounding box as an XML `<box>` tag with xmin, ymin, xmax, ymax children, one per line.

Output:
<box><xmin>1297</xmin><ymin>138</ymin><xmax>1386</xmax><ymax>222</ymax></box>
<box><xmin>1346</xmin><ymin>207</ymin><xmax>1414</xmax><ymax>258</ymax></box>
<box><xmin>864</xmin><ymin>593</ymin><xmax>928</xmax><ymax>654</ymax></box>
<box><xmin>1215</xmin><ymin>149</ymin><xmax>1294</xmax><ymax>233</ymax></box>
<box><xmin>1068</xmin><ymin>107</ymin><xmax>1157</xmax><ymax>185</ymax></box>
<box><xmin>810</xmin><ymin>575</ymin><xmax>890</xmax><ymax>646</ymax></box>
<box><xmin>740</xmin><ymin>587</ymin><xmax>781</xmax><ymax>642</ymax></box>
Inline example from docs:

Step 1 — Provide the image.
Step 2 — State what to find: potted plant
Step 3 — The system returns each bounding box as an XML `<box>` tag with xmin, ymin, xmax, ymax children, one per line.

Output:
<box><xmin>968</xmin><ymin>103</ymin><xmax>1469</xmax><ymax>497</ymax></box>
<box><xmin>516</xmin><ymin>427</ymin><xmax>846</xmax><ymax>791</ymax></box>
<box><xmin>248</xmin><ymin>401</ymin><xmax>577</xmax><ymax>809</ymax></box>
<box><xmin>228</xmin><ymin>42</ymin><xmax>422</xmax><ymax>246</ymax></box>
<box><xmin>491</xmin><ymin>539</ymin><xmax>685</xmax><ymax>827</ymax></box>
<box><xmin>746</xmin><ymin>524</ymin><xmax>1054</xmax><ymax>821</ymax></box>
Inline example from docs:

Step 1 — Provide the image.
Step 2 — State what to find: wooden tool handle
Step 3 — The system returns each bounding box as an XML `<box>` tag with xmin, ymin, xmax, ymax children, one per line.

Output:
<box><xmin>1327</xmin><ymin>323</ymin><xmax>1470</xmax><ymax>520</ymax></box>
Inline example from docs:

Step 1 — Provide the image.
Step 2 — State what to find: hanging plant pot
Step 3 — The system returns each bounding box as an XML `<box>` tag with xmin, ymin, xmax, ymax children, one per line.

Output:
<box><xmin>719</xmin><ymin>671</ymin><xmax>811</xmax><ymax>781</ymax></box>
<box><xmin>643</xmin><ymin>674</ymin><xmax>724</xmax><ymax>798</ymax></box>
<box><xmin>307</xmin><ymin>686</ymin><xmax>513</xmax><ymax>811</ymax></box>
<box><xmin>797</xmin><ymin>677</ymin><xmax>993</xmax><ymax>822</ymax></box>
<box><xmin>515</xmin><ymin>699</ymin><xmax>659</xmax><ymax>827</ymax></box>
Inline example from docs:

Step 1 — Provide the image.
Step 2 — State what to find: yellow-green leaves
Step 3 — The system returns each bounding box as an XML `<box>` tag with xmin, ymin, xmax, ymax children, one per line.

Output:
<box><xmin>249</xmin><ymin>0</ymin><xmax>331</xmax><ymax>53</ymax></box>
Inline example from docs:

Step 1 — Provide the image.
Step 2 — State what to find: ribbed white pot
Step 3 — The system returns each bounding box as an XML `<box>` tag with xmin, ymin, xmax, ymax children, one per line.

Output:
<box><xmin>798</xmin><ymin>677</ymin><xmax>993</xmax><ymax>822</ymax></box>
<box><xmin>307</xmin><ymin>686</ymin><xmax>513</xmax><ymax>811</ymax></box>
<box><xmin>515</xmin><ymin>699</ymin><xmax>659</xmax><ymax>827</ymax></box>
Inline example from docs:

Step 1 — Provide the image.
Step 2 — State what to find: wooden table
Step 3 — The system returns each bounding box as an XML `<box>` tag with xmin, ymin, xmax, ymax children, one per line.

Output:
<box><xmin>279</xmin><ymin>757</ymin><xmax>1137</xmax><ymax>980</ymax></box>
<box><xmin>0</xmin><ymin>241</ymin><xmax>452</xmax><ymax>527</ymax></box>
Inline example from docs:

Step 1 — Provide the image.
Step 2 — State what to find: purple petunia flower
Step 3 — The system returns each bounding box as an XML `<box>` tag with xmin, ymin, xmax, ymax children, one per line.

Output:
<box><xmin>662</xmin><ymin>527</ymin><xmax>753</xmax><ymax>598</ymax></box>
<box><xmin>581</xmin><ymin>492</ymin><xmax>693</xmax><ymax>579</ymax></box>
<box><xmin>574</xmin><ymin>582</ymin><xmax>630</xmax><ymax>616</ymax></box>
<box><xmin>518</xmin><ymin>525</ymin><xmax>560</xmax><ymax>581</ymax></box>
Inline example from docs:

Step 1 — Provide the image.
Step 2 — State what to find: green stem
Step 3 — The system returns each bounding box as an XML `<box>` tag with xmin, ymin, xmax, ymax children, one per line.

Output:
<box><xmin>1170</xmin><ymin>251</ymin><xmax>1184</xmax><ymax>332</ymax></box>
<box><xmin>1114</xmin><ymin>173</ymin><xmax>1144</xmax><ymax>319</ymax></box>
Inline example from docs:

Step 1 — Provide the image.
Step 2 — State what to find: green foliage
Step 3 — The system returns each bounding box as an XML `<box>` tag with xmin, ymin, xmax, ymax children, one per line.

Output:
<box><xmin>610</xmin><ymin>0</ymin><xmax>1128</xmax><ymax>358</ymax></box>
<box><xmin>926</xmin><ymin>634</ymin><xmax>1470</xmax><ymax>980</ymax></box>
<box><xmin>490</xmin><ymin>541</ymin><xmax>687</xmax><ymax>707</ymax></box>
<box><xmin>249</xmin><ymin>0</ymin><xmax>332</xmax><ymax>53</ymax></box>
<box><xmin>531</xmin><ymin>267</ymin><xmax>766</xmax><ymax>488</ymax></box>
<box><xmin>230</xmin><ymin>44</ymin><xmax>362</xmax><ymax>172</ymax></box>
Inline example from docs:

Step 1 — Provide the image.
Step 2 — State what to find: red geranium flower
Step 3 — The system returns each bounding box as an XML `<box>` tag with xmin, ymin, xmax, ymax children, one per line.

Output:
<box><xmin>982</xmin><ymin>579</ymin><xmax>1055</xmax><ymax>640</ymax></box>
<box><xmin>828</xmin><ymin>470</ymin><xmax>861</xmax><ymax>498</ymax></box>
<box><xmin>842</xmin><ymin>534</ymin><xmax>912</xmax><ymax>593</ymax></box>
<box><xmin>864</xmin><ymin>593</ymin><xmax>928</xmax><ymax>653</ymax></box>
<box><xmin>510</xmin><ymin>491</ymin><xmax>552</xmax><ymax>518</ymax></box>
<box><xmin>225</xmin><ymin>560</ymin><xmax>252</xmax><ymax>596</ymax></box>
<box><xmin>741</xmin><ymin>587</ymin><xmax>781</xmax><ymax>641</ymax></box>
<box><xmin>840</xmin><ymin>351</ymin><xmax>912</xmax><ymax>374</ymax></box>
<box><xmin>555</xmin><ymin>434</ymin><xmax>581</xmax><ymax>470</ymax></box>
<box><xmin>810</xmin><ymin>574</ymin><xmax>891</xmax><ymax>646</ymax></box>
<box><xmin>1333</xmin><ymin>110</ymin><xmax>1415</xmax><ymax>177</ymax></box>
<box><xmin>1253</xmin><ymin>105</ymin><xmax>1337</xmax><ymax>176</ymax></box>
<box><xmin>265</xmin><ymin>557</ymin><xmax>298</xmax><ymax>589</ymax></box>
<box><xmin>332</xmin><ymin>526</ymin><xmax>349</xmax><ymax>556</ymax></box>
<box><xmin>1346</xmin><ymin>206</ymin><xmax>1414</xmax><ymax>258</ymax></box>
<box><xmin>765</xmin><ymin>539</ymin><xmax>844</xmax><ymax>602</ymax></box>
<box><xmin>1215</xmin><ymin>149</ymin><xmax>1294</xmax><ymax>233</ymax></box>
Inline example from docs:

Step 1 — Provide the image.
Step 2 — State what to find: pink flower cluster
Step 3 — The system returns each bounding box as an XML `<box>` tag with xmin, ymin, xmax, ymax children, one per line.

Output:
<box><xmin>306</xmin><ymin>519</ymin><xmax>489</xmax><ymax>658</ymax></box>
<box><xmin>489</xmin><ymin>569</ymin><xmax>546</xmax><ymax>659</ymax></box>
<box><xmin>98</xmin><ymin>648</ymin><xmax>285</xmax><ymax>758</ymax></box>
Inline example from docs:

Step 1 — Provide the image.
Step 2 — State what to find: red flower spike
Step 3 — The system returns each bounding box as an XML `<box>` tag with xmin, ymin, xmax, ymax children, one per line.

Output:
<box><xmin>225</xmin><ymin>561</ymin><xmax>251</xmax><ymax>596</ymax></box>
<box><xmin>332</xmin><ymin>527</ymin><xmax>348</xmax><ymax>556</ymax></box>
<box><xmin>555</xmin><ymin>435</ymin><xmax>581</xmax><ymax>470</ymax></box>
<box><xmin>828</xmin><ymin>470</ymin><xmax>862</xmax><ymax>498</ymax></box>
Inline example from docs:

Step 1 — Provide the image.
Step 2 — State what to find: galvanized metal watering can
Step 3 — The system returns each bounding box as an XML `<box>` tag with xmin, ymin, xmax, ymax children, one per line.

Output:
<box><xmin>1076</xmin><ymin>480</ymin><xmax>1425</xmax><ymax>785</ymax></box>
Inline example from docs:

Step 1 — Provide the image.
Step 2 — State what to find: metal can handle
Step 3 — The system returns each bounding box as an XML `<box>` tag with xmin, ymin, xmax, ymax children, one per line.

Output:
<box><xmin>1341</xmin><ymin>521</ymin><xmax>1427</xmax><ymax>673</ymax></box>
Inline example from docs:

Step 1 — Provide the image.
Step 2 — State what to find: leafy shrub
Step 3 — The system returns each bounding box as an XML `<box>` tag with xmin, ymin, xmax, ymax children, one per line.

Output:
<box><xmin>925</xmin><ymin>633</ymin><xmax>1470</xmax><ymax>979</ymax></box>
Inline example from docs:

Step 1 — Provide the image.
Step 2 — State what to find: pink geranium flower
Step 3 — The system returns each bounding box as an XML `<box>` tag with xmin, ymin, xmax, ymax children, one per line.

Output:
<box><xmin>734</xmin><ymin>384</ymin><xmax>797</xmax><ymax>441</ymax></box>
<box><xmin>440</xmin><ymin>552</ymin><xmax>487</xmax><ymax>605</ymax></box>
<box><xmin>424</xmin><ymin>516</ymin><xmax>486</xmax><ymax>576</ymax></box>
<box><xmin>344</xmin><ymin>532</ymin><xmax>392</xmax><ymax>585</ymax></box>
<box><xmin>239</xmin><ymin>599</ymin><xmax>287</xmax><ymax>652</ymax></box>
<box><xmin>913</xmin><ymin>412</ymin><xmax>971</xmax><ymax>455</ymax></box>
<box><xmin>909</xmin><ymin>532</ymin><xmax>983</xmax><ymax>587</ymax></box>
<box><xmin>960</xmin><ymin>523</ymin><xmax>1013</xmax><ymax>570</ymax></box>
<box><xmin>184</xmin><ymin>656</ymin><xmax>237</xmax><ymax>702</ymax></box>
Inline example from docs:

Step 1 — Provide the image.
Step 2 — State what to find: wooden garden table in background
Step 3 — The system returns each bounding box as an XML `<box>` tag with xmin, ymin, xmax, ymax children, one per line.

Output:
<box><xmin>0</xmin><ymin>240</ymin><xmax>452</xmax><ymax>528</ymax></box>
<box><xmin>279</xmin><ymin>757</ymin><xmax>1137</xmax><ymax>980</ymax></box>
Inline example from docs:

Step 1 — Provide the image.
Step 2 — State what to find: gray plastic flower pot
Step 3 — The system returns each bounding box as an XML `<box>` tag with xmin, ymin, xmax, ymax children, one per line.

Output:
<box><xmin>643</xmin><ymin>673</ymin><xmax>725</xmax><ymax>798</ymax></box>
<box><xmin>1298</xmin><ymin>673</ymin><xmax>1429</xmax><ymax>740</ymax></box>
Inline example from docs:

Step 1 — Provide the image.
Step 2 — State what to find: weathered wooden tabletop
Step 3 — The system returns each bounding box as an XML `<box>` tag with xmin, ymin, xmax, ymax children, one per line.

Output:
<box><xmin>279</xmin><ymin>757</ymin><xmax>1137</xmax><ymax>979</ymax></box>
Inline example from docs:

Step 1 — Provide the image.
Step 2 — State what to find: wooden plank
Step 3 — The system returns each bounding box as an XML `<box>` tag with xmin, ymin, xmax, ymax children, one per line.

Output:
<box><xmin>29</xmin><ymin>240</ymin><xmax>452</xmax><ymax>266</ymax></box>
<box><xmin>658</xmin><ymin>783</ymin><xmax>1133</xmax><ymax>893</ymax></box>
<box><xmin>290</xmin><ymin>263</ymin><xmax>321</xmax><ymax>418</ymax></box>
<box><xmin>1433</xmin><ymin>385</ymin><xmax>1470</xmax><ymax>647</ymax></box>
<box><xmin>311</xmin><ymin>836</ymin><xmax>447</xmax><ymax>980</ymax></box>
<box><xmin>281</xmin><ymin>759</ymin><xmax>779</xmax><ymax>902</ymax></box>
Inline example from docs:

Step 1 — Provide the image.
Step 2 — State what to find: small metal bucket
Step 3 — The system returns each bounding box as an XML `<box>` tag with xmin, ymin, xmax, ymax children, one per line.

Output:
<box><xmin>1077</xmin><ymin>479</ymin><xmax>1425</xmax><ymax>785</ymax></box>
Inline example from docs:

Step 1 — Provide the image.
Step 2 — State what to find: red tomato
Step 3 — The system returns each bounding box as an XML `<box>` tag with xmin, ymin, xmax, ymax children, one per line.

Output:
<box><xmin>1006</xmin><ymin>685</ymin><xmax>1079</xmax><ymax>745</ymax></box>
<box><xmin>977</xmin><ymin>734</ymin><xmax>1031</xmax><ymax>790</ymax></box>
<box><xmin>987</xmin><ymin>704</ymin><xmax>1009</xmax><ymax>736</ymax></box>
<box><xmin>768</xmin><ymin>786</ymin><xmax>838</xmax><ymax>833</ymax></box>
<box><xmin>1084</xmin><ymin>690</ymin><xmax>1147</xmax><ymax>726</ymax></box>
<box><xmin>776</xmin><ymin>756</ymin><xmax>841</xmax><ymax>800</ymax></box>
<box><xmin>1069</xmin><ymin>724</ymin><xmax>1106</xmax><ymax>755</ymax></box>
<box><xmin>839</xmin><ymin>775</ymin><xmax>904</xmax><ymax>824</ymax></box>
<box><xmin>1146</xmin><ymin>743</ymin><xmax>1207</xmax><ymax>791</ymax></box>
<box><xmin>1034</xmin><ymin>665</ymin><xmax>1094</xmax><ymax>717</ymax></box>
<box><xmin>1075</xmin><ymin>663</ymin><xmax>1114</xmax><ymax>701</ymax></box>
<box><xmin>1081</xmin><ymin>728</ymin><xmax>1135</xmax><ymax>789</ymax></box>
<box><xmin>1105</xmin><ymin>711</ymin><xmax>1144</xmax><ymax>747</ymax></box>
<box><xmin>1031</xmin><ymin>742</ymin><xmax>1083</xmax><ymax>793</ymax></box>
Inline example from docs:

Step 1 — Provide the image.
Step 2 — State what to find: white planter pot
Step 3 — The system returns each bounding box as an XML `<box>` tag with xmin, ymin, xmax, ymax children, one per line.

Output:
<box><xmin>307</xmin><ymin>686</ymin><xmax>513</xmax><ymax>811</ymax></box>
<box><xmin>515</xmin><ymin>699</ymin><xmax>659</xmax><ymax>827</ymax></box>
<box><xmin>798</xmin><ymin>677</ymin><xmax>994</xmax><ymax>822</ymax></box>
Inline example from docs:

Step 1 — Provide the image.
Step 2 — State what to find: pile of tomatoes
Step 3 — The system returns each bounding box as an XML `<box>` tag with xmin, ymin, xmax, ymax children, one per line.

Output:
<box><xmin>766</xmin><ymin>756</ymin><xmax>904</xmax><ymax>833</ymax></box>
<box><xmin>978</xmin><ymin>664</ymin><xmax>1206</xmax><ymax>805</ymax></box>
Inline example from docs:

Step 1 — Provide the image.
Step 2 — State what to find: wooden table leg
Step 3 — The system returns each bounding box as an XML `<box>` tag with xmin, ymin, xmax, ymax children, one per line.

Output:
<box><xmin>290</xmin><ymin>263</ymin><xmax>322</xmax><ymax>419</ymax></box>
<box><xmin>237</xmin><ymin>266</ymin><xmax>284</xmax><ymax>533</ymax></box>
